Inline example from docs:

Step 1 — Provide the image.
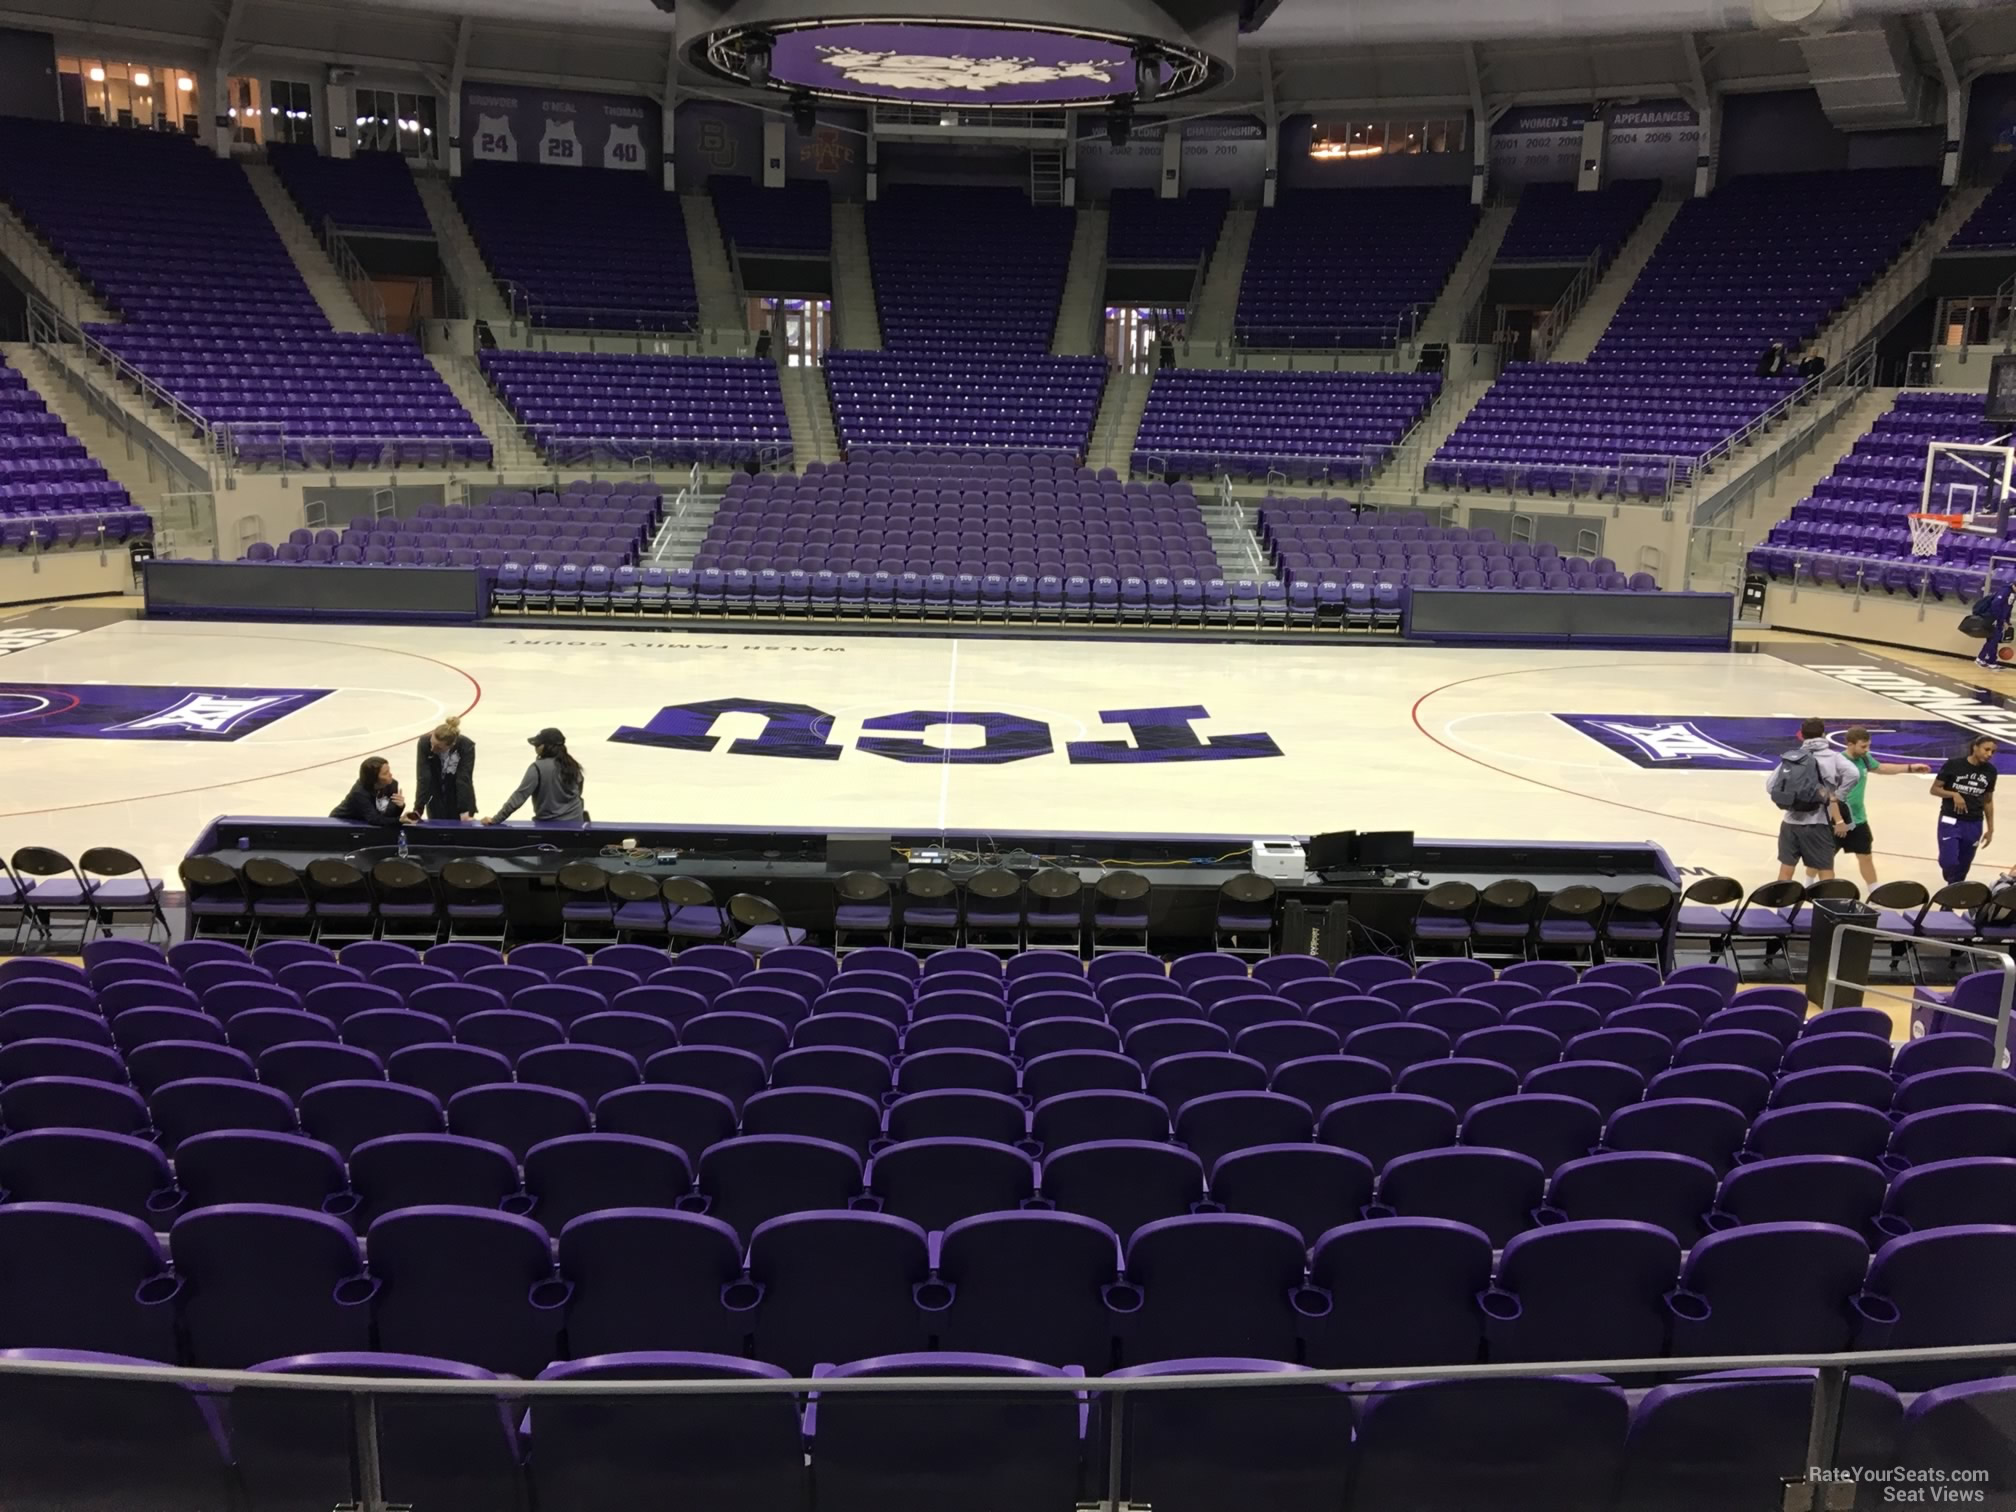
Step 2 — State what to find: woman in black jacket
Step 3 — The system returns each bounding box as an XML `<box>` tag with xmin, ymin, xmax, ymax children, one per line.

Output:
<box><xmin>411</xmin><ymin>716</ymin><xmax>477</xmax><ymax>821</ymax></box>
<box><xmin>330</xmin><ymin>756</ymin><xmax>409</xmax><ymax>827</ymax></box>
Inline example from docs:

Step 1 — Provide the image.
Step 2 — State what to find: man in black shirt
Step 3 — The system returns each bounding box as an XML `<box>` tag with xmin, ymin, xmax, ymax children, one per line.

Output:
<box><xmin>1932</xmin><ymin>735</ymin><xmax>1999</xmax><ymax>882</ymax></box>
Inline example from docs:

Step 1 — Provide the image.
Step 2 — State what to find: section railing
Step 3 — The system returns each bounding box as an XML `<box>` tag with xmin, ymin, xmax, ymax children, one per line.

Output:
<box><xmin>210</xmin><ymin>423</ymin><xmax>791</xmax><ymax>483</ymax></box>
<box><xmin>1823</xmin><ymin>183</ymin><xmax>1985</xmax><ymax>365</ymax></box>
<box><xmin>1530</xmin><ymin>247</ymin><xmax>1603</xmax><ymax>363</ymax></box>
<box><xmin>1820</xmin><ymin>922</ymin><xmax>2015</xmax><ymax>1060</ymax></box>
<box><xmin>25</xmin><ymin>295</ymin><xmax>226</xmax><ymax>493</ymax></box>
<box><xmin>0</xmin><ymin>206</ymin><xmax>96</xmax><ymax>330</ymax></box>
<box><xmin>320</xmin><ymin>218</ymin><xmax>389</xmax><ymax>335</ymax></box>
<box><xmin>1686</xmin><ymin>334</ymin><xmax>1878</xmax><ymax>506</ymax></box>
<box><xmin>0</xmin><ymin>1340</ymin><xmax>2010</xmax><ymax>1512</ymax></box>
<box><xmin>1132</xmin><ymin>449</ymin><xmax>1399</xmax><ymax>486</ymax></box>
<box><xmin>1754</xmin><ymin>550</ymin><xmax>2001</xmax><ymax>607</ymax></box>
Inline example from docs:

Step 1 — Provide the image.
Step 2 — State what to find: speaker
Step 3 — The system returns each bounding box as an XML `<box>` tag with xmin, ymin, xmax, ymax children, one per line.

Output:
<box><xmin>1281</xmin><ymin>900</ymin><xmax>1351</xmax><ymax>964</ymax></box>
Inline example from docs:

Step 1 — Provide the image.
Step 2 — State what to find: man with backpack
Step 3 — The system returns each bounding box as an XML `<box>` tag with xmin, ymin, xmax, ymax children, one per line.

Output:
<box><xmin>1767</xmin><ymin>717</ymin><xmax>1860</xmax><ymax>882</ymax></box>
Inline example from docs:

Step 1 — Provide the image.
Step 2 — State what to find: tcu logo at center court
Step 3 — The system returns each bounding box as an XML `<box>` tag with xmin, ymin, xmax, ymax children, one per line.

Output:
<box><xmin>612</xmin><ymin>698</ymin><xmax>1282</xmax><ymax>765</ymax></box>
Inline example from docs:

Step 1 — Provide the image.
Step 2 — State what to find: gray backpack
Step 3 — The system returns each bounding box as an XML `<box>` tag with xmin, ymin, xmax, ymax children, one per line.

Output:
<box><xmin>1772</xmin><ymin>748</ymin><xmax>1827</xmax><ymax>811</ymax></box>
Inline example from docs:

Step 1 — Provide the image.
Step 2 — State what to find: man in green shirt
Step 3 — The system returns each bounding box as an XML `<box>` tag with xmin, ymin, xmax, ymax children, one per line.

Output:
<box><xmin>1837</xmin><ymin>725</ymin><xmax>1932</xmax><ymax>885</ymax></box>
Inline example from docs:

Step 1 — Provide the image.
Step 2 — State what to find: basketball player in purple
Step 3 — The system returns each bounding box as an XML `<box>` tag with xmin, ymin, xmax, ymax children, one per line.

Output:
<box><xmin>1932</xmin><ymin>736</ymin><xmax>1998</xmax><ymax>882</ymax></box>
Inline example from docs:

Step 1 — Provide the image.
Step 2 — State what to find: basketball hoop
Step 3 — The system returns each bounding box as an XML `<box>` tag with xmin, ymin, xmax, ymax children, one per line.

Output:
<box><xmin>1909</xmin><ymin>512</ymin><xmax>1966</xmax><ymax>558</ymax></box>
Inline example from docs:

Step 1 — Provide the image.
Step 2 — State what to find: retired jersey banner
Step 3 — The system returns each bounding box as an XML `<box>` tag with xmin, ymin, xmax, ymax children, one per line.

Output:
<box><xmin>0</xmin><ymin>684</ymin><xmax>330</xmax><ymax>740</ymax></box>
<box><xmin>1557</xmin><ymin>713</ymin><xmax>2016</xmax><ymax>773</ymax></box>
<box><xmin>463</xmin><ymin>84</ymin><xmax>660</xmax><ymax>172</ymax></box>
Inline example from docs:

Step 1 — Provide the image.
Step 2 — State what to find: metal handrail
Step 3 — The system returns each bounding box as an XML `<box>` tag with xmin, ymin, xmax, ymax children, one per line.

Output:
<box><xmin>1683</xmin><ymin>334</ymin><xmax>1879</xmax><ymax>501</ymax></box>
<box><xmin>1</xmin><ymin>1339</ymin><xmax>2012</xmax><ymax>1395</ymax></box>
<box><xmin>1824</xmin><ymin>183</ymin><xmax>1984</xmax><ymax>365</ymax></box>
<box><xmin>1530</xmin><ymin>248</ymin><xmax>1603</xmax><ymax>363</ymax></box>
<box><xmin>0</xmin><ymin>206</ymin><xmax>95</xmax><ymax>330</ymax></box>
<box><xmin>1820</xmin><ymin>921</ymin><xmax>2016</xmax><ymax>1062</ymax></box>
<box><xmin>1127</xmin><ymin>449</ymin><xmax>1397</xmax><ymax>484</ymax></box>
<box><xmin>26</xmin><ymin>296</ymin><xmax>226</xmax><ymax>490</ymax></box>
<box><xmin>320</xmin><ymin>216</ymin><xmax>389</xmax><ymax>335</ymax></box>
<box><xmin>211</xmin><ymin>423</ymin><xmax>791</xmax><ymax>479</ymax></box>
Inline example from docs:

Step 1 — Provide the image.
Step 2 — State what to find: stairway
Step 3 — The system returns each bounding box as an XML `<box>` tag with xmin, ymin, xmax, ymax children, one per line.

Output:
<box><xmin>415</xmin><ymin>175</ymin><xmax>511</xmax><ymax>325</ymax></box>
<box><xmin>683</xmin><ymin>192</ymin><xmax>744</xmax><ymax>335</ymax></box>
<box><xmin>1398</xmin><ymin>377</ymin><xmax>1501</xmax><ymax>489</ymax></box>
<box><xmin>831</xmin><ymin>200</ymin><xmax>881</xmax><ymax>350</ymax></box>
<box><xmin>428</xmin><ymin>354</ymin><xmax>541</xmax><ymax>470</ymax></box>
<box><xmin>1546</xmin><ymin>198</ymin><xmax>1683</xmax><ymax>363</ymax></box>
<box><xmin>241</xmin><ymin>161</ymin><xmax>375</xmax><ymax>334</ymax></box>
<box><xmin>1415</xmin><ymin>203</ymin><xmax>1518</xmax><ymax>345</ymax></box>
<box><xmin>1816</xmin><ymin>183</ymin><xmax>1992</xmax><ymax>366</ymax></box>
<box><xmin>0</xmin><ymin>206</ymin><xmax>114</xmax><ymax>327</ymax></box>
<box><xmin>1200</xmin><ymin>493</ymin><xmax>1274</xmax><ymax>584</ymax></box>
<box><xmin>1720</xmin><ymin>385</ymin><xmax>1898</xmax><ymax>550</ymax></box>
<box><xmin>645</xmin><ymin>487</ymin><xmax>726</xmax><ymax>567</ymax></box>
<box><xmin>1051</xmin><ymin>206</ymin><xmax>1108</xmax><ymax>356</ymax></box>
<box><xmin>1185</xmin><ymin>207</ymin><xmax>1254</xmax><ymax>355</ymax></box>
<box><xmin>6</xmin><ymin>341</ymin><xmax>173</xmax><ymax>514</ymax></box>
<box><xmin>1087</xmin><ymin>369</ymin><xmax>1151</xmax><ymax>474</ymax></box>
<box><xmin>780</xmin><ymin>363</ymin><xmax>842</xmax><ymax>465</ymax></box>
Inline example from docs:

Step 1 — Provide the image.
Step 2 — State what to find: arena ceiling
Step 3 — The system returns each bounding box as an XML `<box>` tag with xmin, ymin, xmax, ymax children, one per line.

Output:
<box><xmin>13</xmin><ymin>0</ymin><xmax>2016</xmax><ymax>113</ymax></box>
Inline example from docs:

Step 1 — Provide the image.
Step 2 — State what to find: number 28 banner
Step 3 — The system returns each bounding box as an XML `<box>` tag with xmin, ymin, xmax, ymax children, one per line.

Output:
<box><xmin>462</xmin><ymin>84</ymin><xmax>661</xmax><ymax>173</ymax></box>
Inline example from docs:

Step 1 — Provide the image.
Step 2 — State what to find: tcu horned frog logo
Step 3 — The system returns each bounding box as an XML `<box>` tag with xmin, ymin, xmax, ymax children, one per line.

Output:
<box><xmin>816</xmin><ymin>46</ymin><xmax>1123</xmax><ymax>94</ymax></box>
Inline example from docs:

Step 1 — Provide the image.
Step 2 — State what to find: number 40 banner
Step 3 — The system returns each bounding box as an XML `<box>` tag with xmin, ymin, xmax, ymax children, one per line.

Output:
<box><xmin>461</xmin><ymin>85</ymin><xmax>659</xmax><ymax>173</ymax></box>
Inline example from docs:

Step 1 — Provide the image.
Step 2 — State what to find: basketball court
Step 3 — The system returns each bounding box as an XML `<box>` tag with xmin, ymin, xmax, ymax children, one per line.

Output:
<box><xmin>4</xmin><ymin>609</ymin><xmax>2010</xmax><ymax>892</ymax></box>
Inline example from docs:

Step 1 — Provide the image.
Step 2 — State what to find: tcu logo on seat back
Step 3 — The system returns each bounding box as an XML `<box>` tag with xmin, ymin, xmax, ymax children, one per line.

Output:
<box><xmin>612</xmin><ymin>698</ymin><xmax>1283</xmax><ymax>765</ymax></box>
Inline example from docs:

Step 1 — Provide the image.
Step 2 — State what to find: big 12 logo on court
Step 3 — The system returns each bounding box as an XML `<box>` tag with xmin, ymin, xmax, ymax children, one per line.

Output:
<box><xmin>612</xmin><ymin>697</ymin><xmax>1282</xmax><ymax>765</ymax></box>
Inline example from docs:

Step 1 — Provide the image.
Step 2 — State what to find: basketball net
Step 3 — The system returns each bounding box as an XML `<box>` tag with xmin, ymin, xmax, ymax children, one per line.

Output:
<box><xmin>1909</xmin><ymin>512</ymin><xmax>1965</xmax><ymax>559</ymax></box>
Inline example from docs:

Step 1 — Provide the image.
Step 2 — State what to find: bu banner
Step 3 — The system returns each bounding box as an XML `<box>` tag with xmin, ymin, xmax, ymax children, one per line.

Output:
<box><xmin>0</xmin><ymin>685</ymin><xmax>328</xmax><ymax>740</ymax></box>
<box><xmin>1557</xmin><ymin>714</ymin><xmax>2016</xmax><ymax>773</ymax></box>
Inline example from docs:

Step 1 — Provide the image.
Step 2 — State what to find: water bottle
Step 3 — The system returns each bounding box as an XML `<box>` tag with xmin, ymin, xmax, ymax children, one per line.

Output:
<box><xmin>397</xmin><ymin>829</ymin><xmax>409</xmax><ymax>861</ymax></box>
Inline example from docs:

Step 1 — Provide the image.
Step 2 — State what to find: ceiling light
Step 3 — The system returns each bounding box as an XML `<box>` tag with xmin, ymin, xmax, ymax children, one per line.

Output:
<box><xmin>744</xmin><ymin>31</ymin><xmax>773</xmax><ymax>88</ymax></box>
<box><xmin>132</xmin><ymin>70</ymin><xmax>150</xmax><ymax>87</ymax></box>
<box><xmin>87</xmin><ymin>66</ymin><xmax>104</xmax><ymax>82</ymax></box>
<box><xmin>177</xmin><ymin>76</ymin><xmax>193</xmax><ymax>92</ymax></box>
<box><xmin>1134</xmin><ymin>49</ymin><xmax>1161</xmax><ymax>104</ymax></box>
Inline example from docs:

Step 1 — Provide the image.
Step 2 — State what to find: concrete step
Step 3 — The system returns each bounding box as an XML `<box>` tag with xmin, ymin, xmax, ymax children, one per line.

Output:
<box><xmin>1200</xmin><ymin>502</ymin><xmax>1274</xmax><ymax>584</ymax></box>
<box><xmin>1817</xmin><ymin>182</ymin><xmax>1993</xmax><ymax>366</ymax></box>
<box><xmin>241</xmin><ymin>160</ymin><xmax>374</xmax><ymax>333</ymax></box>
<box><xmin>4</xmin><ymin>340</ymin><xmax>218</xmax><ymax>552</ymax></box>
<box><xmin>779</xmin><ymin>363</ymin><xmax>841</xmax><ymax>465</ymax></box>
<box><xmin>1386</xmin><ymin>376</ymin><xmax>1498</xmax><ymax>485</ymax></box>
<box><xmin>1186</xmin><ymin>207</ymin><xmax>1254</xmax><ymax>352</ymax></box>
<box><xmin>832</xmin><ymin>200</ymin><xmax>881</xmax><ymax>350</ymax></box>
<box><xmin>427</xmin><ymin>354</ymin><xmax>541</xmax><ymax>469</ymax></box>
<box><xmin>1088</xmin><ymin>370</ymin><xmax>1151</xmax><ymax>475</ymax></box>
<box><xmin>1416</xmin><ymin>202</ymin><xmax>1517</xmax><ymax>345</ymax></box>
<box><xmin>1718</xmin><ymin>386</ymin><xmax>1899</xmax><ymax>551</ymax></box>
<box><xmin>1548</xmin><ymin>198</ymin><xmax>1683</xmax><ymax>363</ymax></box>
<box><xmin>683</xmin><ymin>193</ymin><xmax>744</xmax><ymax>335</ymax></box>
<box><xmin>0</xmin><ymin>205</ymin><xmax>115</xmax><ymax>327</ymax></box>
<box><xmin>1051</xmin><ymin>206</ymin><xmax>1107</xmax><ymax>356</ymax></box>
<box><xmin>415</xmin><ymin>175</ymin><xmax>510</xmax><ymax>324</ymax></box>
<box><xmin>645</xmin><ymin>489</ymin><xmax>726</xmax><ymax>567</ymax></box>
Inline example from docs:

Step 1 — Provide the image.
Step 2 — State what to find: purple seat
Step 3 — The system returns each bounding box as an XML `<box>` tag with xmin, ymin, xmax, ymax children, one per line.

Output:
<box><xmin>367</xmin><ymin>1206</ymin><xmax>568</xmax><ymax>1376</ymax></box>
<box><xmin>1668</xmin><ymin>1221</ymin><xmax>1870</xmax><ymax>1357</ymax></box>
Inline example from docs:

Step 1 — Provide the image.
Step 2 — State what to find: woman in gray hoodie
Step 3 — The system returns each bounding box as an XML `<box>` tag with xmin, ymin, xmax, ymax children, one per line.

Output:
<box><xmin>484</xmin><ymin>727</ymin><xmax>587</xmax><ymax>824</ymax></box>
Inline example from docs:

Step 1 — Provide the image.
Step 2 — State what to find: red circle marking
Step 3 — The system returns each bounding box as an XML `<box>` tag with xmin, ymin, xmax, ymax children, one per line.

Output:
<box><xmin>0</xmin><ymin>630</ymin><xmax>482</xmax><ymax>819</ymax></box>
<box><xmin>0</xmin><ymin>688</ymin><xmax>83</xmax><ymax>723</ymax></box>
<box><xmin>1408</xmin><ymin>660</ymin><xmax>1949</xmax><ymax>868</ymax></box>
